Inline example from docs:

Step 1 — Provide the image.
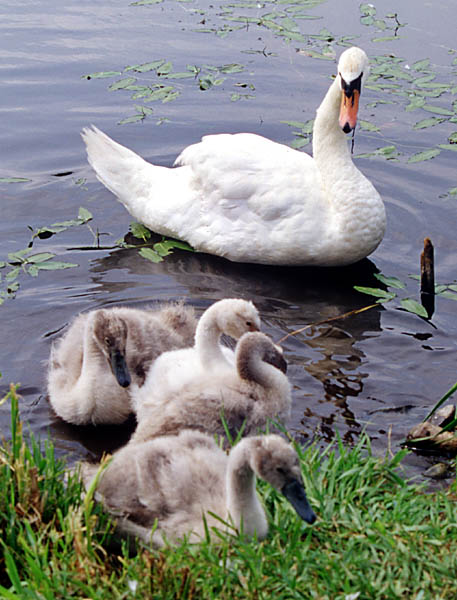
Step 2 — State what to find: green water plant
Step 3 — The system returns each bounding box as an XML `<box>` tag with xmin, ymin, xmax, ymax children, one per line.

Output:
<box><xmin>354</xmin><ymin>271</ymin><xmax>457</xmax><ymax>319</ymax></box>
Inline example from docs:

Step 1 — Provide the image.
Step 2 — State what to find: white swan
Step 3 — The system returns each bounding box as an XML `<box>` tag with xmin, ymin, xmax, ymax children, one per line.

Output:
<box><xmin>47</xmin><ymin>303</ymin><xmax>196</xmax><ymax>425</ymax></box>
<box><xmin>133</xmin><ymin>298</ymin><xmax>260</xmax><ymax>418</ymax></box>
<box><xmin>131</xmin><ymin>331</ymin><xmax>291</xmax><ymax>443</ymax></box>
<box><xmin>80</xmin><ymin>430</ymin><xmax>316</xmax><ymax>546</ymax></box>
<box><xmin>81</xmin><ymin>46</ymin><xmax>385</xmax><ymax>267</ymax></box>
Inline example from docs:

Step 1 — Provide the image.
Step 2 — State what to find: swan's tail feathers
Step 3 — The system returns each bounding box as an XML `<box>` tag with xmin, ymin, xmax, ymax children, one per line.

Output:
<box><xmin>81</xmin><ymin>126</ymin><xmax>150</xmax><ymax>202</ymax></box>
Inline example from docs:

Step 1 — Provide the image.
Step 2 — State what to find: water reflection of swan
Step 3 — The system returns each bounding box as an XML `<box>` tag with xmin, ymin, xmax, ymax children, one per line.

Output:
<box><xmin>82</xmin><ymin>47</ymin><xmax>385</xmax><ymax>267</ymax></box>
<box><xmin>80</xmin><ymin>430</ymin><xmax>316</xmax><ymax>546</ymax></box>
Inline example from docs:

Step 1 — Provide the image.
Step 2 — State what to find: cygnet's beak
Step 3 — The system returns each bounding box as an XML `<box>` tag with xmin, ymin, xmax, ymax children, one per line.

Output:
<box><xmin>282</xmin><ymin>478</ymin><xmax>317</xmax><ymax>524</ymax></box>
<box><xmin>339</xmin><ymin>73</ymin><xmax>362</xmax><ymax>133</ymax></box>
<box><xmin>264</xmin><ymin>346</ymin><xmax>287</xmax><ymax>374</ymax></box>
<box><xmin>109</xmin><ymin>348</ymin><xmax>131</xmax><ymax>388</ymax></box>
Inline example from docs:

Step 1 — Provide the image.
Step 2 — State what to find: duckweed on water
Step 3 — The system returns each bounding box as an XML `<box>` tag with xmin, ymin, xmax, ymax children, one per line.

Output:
<box><xmin>2</xmin><ymin>384</ymin><xmax>457</xmax><ymax>598</ymax></box>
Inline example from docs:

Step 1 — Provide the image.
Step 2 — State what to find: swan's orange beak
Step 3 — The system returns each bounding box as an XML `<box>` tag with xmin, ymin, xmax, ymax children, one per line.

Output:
<box><xmin>339</xmin><ymin>88</ymin><xmax>360</xmax><ymax>134</ymax></box>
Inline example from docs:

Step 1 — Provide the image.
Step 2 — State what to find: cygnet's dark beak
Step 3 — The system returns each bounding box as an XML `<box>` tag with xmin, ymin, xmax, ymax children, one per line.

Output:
<box><xmin>263</xmin><ymin>347</ymin><xmax>287</xmax><ymax>374</ymax></box>
<box><xmin>282</xmin><ymin>478</ymin><xmax>317</xmax><ymax>524</ymax></box>
<box><xmin>109</xmin><ymin>348</ymin><xmax>131</xmax><ymax>388</ymax></box>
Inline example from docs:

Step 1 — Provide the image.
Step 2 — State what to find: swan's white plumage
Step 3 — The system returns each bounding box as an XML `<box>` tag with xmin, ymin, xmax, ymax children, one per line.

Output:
<box><xmin>82</xmin><ymin>47</ymin><xmax>385</xmax><ymax>266</ymax></box>
<box><xmin>80</xmin><ymin>430</ymin><xmax>316</xmax><ymax>546</ymax></box>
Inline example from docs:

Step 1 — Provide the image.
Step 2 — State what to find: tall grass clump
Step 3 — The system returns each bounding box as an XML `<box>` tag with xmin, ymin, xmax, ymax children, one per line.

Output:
<box><xmin>1</xmin><ymin>383</ymin><xmax>457</xmax><ymax>598</ymax></box>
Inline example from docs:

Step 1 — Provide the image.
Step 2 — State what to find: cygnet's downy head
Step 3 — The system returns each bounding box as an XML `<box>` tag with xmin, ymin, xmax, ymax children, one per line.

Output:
<box><xmin>91</xmin><ymin>309</ymin><xmax>132</xmax><ymax>388</ymax></box>
<box><xmin>236</xmin><ymin>332</ymin><xmax>287</xmax><ymax>384</ymax></box>
<box><xmin>249</xmin><ymin>435</ymin><xmax>316</xmax><ymax>524</ymax></box>
<box><xmin>337</xmin><ymin>46</ymin><xmax>370</xmax><ymax>134</ymax></box>
<box><xmin>214</xmin><ymin>298</ymin><xmax>261</xmax><ymax>339</ymax></box>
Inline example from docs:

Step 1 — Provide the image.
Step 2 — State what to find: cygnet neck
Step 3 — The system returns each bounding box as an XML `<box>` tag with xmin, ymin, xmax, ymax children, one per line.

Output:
<box><xmin>225</xmin><ymin>439</ymin><xmax>268</xmax><ymax>538</ymax></box>
<box><xmin>195</xmin><ymin>304</ymin><xmax>228</xmax><ymax>368</ymax></box>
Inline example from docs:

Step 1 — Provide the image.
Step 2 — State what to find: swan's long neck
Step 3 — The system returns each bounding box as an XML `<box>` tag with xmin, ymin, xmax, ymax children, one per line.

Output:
<box><xmin>312</xmin><ymin>76</ymin><xmax>357</xmax><ymax>187</ymax></box>
<box><xmin>195</xmin><ymin>308</ymin><xmax>227</xmax><ymax>369</ymax></box>
<box><xmin>310</xmin><ymin>75</ymin><xmax>386</xmax><ymax>262</ymax></box>
<box><xmin>225</xmin><ymin>440</ymin><xmax>268</xmax><ymax>539</ymax></box>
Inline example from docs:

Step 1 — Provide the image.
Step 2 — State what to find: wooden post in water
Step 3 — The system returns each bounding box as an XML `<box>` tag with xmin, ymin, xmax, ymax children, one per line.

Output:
<box><xmin>420</xmin><ymin>237</ymin><xmax>435</xmax><ymax>318</ymax></box>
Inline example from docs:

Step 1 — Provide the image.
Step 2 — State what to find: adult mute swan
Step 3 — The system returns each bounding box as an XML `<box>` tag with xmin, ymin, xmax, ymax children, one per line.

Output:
<box><xmin>47</xmin><ymin>303</ymin><xmax>196</xmax><ymax>425</ymax></box>
<box><xmin>80</xmin><ymin>430</ymin><xmax>316</xmax><ymax>546</ymax></box>
<box><xmin>81</xmin><ymin>46</ymin><xmax>385</xmax><ymax>267</ymax></box>
<box><xmin>133</xmin><ymin>298</ymin><xmax>261</xmax><ymax>417</ymax></box>
<box><xmin>131</xmin><ymin>331</ymin><xmax>290</xmax><ymax>443</ymax></box>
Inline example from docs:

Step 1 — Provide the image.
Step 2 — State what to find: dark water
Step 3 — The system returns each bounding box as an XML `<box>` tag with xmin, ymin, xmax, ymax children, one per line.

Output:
<box><xmin>1</xmin><ymin>0</ymin><xmax>456</xmax><ymax>481</ymax></box>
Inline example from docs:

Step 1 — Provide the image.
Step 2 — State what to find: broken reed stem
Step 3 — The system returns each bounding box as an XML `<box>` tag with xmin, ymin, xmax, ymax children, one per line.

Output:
<box><xmin>277</xmin><ymin>303</ymin><xmax>378</xmax><ymax>345</ymax></box>
<box><xmin>420</xmin><ymin>237</ymin><xmax>434</xmax><ymax>295</ymax></box>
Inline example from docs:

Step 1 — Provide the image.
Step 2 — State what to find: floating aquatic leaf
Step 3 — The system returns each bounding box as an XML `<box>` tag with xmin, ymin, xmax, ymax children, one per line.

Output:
<box><xmin>157</xmin><ymin>61</ymin><xmax>173</xmax><ymax>76</ymax></box>
<box><xmin>32</xmin><ymin>261</ymin><xmax>78</xmax><ymax>270</ymax></box>
<box><xmin>434</xmin><ymin>285</ymin><xmax>447</xmax><ymax>294</ymax></box>
<box><xmin>26</xmin><ymin>252</ymin><xmax>56</xmax><ymax>264</ymax></box>
<box><xmin>0</xmin><ymin>262</ymin><xmax>5</xmax><ymax>269</ymax></box>
<box><xmin>118</xmin><ymin>114</ymin><xmax>146</xmax><ymax>125</ymax></box>
<box><xmin>438</xmin><ymin>291</ymin><xmax>457</xmax><ymax>301</ymax></box>
<box><xmin>413</xmin><ymin>74</ymin><xmax>436</xmax><ymax>86</ymax></box>
<box><xmin>139</xmin><ymin>247</ymin><xmax>163</xmax><ymax>263</ymax></box>
<box><xmin>413</xmin><ymin>117</ymin><xmax>445</xmax><ymax>130</ymax></box>
<box><xmin>372</xmin><ymin>36</ymin><xmax>399</xmax><ymax>42</ymax></box>
<box><xmin>422</xmin><ymin>105</ymin><xmax>454</xmax><ymax>116</ymax></box>
<box><xmin>82</xmin><ymin>71</ymin><xmax>121</xmax><ymax>80</ymax></box>
<box><xmin>130</xmin><ymin>222</ymin><xmax>152</xmax><ymax>241</ymax></box>
<box><xmin>448</xmin><ymin>284</ymin><xmax>457</xmax><ymax>292</ymax></box>
<box><xmin>373</xmin><ymin>19</ymin><xmax>387</xmax><ymax>30</ymax></box>
<box><xmin>374</xmin><ymin>273</ymin><xmax>406</xmax><ymax>289</ymax></box>
<box><xmin>448</xmin><ymin>132</ymin><xmax>457</xmax><ymax>143</ymax></box>
<box><xmin>6</xmin><ymin>268</ymin><xmax>20</xmax><ymax>282</ymax></box>
<box><xmin>109</xmin><ymin>77</ymin><xmax>137</xmax><ymax>91</ymax></box>
<box><xmin>0</xmin><ymin>177</ymin><xmax>30</xmax><ymax>184</ymax></box>
<box><xmin>78</xmin><ymin>207</ymin><xmax>93</xmax><ymax>223</ymax></box>
<box><xmin>290</xmin><ymin>137</ymin><xmax>310</xmax><ymax>149</ymax></box>
<box><xmin>131</xmin><ymin>0</ymin><xmax>163</xmax><ymax>5</ymax></box>
<box><xmin>281</xmin><ymin>120</ymin><xmax>308</xmax><ymax>129</ymax></box>
<box><xmin>353</xmin><ymin>286</ymin><xmax>396</xmax><ymax>302</ymax></box>
<box><xmin>163</xmin><ymin>72</ymin><xmax>195</xmax><ymax>79</ymax></box>
<box><xmin>405</xmin><ymin>96</ymin><xmax>425</xmax><ymax>111</ymax></box>
<box><xmin>438</xmin><ymin>144</ymin><xmax>457</xmax><ymax>152</ymax></box>
<box><xmin>408</xmin><ymin>148</ymin><xmax>441</xmax><ymax>163</ymax></box>
<box><xmin>400</xmin><ymin>298</ymin><xmax>428</xmax><ymax>318</ymax></box>
<box><xmin>449</xmin><ymin>187</ymin><xmax>457</xmax><ymax>196</ymax></box>
<box><xmin>412</xmin><ymin>58</ymin><xmax>431</xmax><ymax>72</ymax></box>
<box><xmin>360</xmin><ymin>3</ymin><xmax>376</xmax><ymax>16</ymax></box>
<box><xmin>125</xmin><ymin>60</ymin><xmax>165</xmax><ymax>72</ymax></box>
<box><xmin>359</xmin><ymin>120</ymin><xmax>380</xmax><ymax>132</ymax></box>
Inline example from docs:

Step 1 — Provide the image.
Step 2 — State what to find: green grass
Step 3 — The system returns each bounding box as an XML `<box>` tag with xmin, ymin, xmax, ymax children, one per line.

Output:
<box><xmin>2</xmin><ymin>384</ymin><xmax>457</xmax><ymax>599</ymax></box>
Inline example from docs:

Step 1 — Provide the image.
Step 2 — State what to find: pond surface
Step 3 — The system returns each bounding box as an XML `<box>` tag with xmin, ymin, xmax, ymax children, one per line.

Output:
<box><xmin>1</xmin><ymin>0</ymin><xmax>456</xmax><ymax>481</ymax></box>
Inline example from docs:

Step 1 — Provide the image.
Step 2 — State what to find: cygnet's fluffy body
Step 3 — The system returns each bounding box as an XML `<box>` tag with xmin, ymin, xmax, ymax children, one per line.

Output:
<box><xmin>133</xmin><ymin>298</ymin><xmax>261</xmax><ymax>419</ymax></box>
<box><xmin>132</xmin><ymin>331</ymin><xmax>291</xmax><ymax>443</ymax></box>
<box><xmin>80</xmin><ymin>430</ymin><xmax>316</xmax><ymax>546</ymax></box>
<box><xmin>47</xmin><ymin>303</ymin><xmax>197</xmax><ymax>425</ymax></box>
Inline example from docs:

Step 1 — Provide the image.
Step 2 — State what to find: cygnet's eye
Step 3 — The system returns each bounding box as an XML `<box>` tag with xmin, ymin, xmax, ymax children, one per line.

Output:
<box><xmin>276</xmin><ymin>466</ymin><xmax>287</xmax><ymax>476</ymax></box>
<box><xmin>246</xmin><ymin>320</ymin><xmax>252</xmax><ymax>327</ymax></box>
<box><xmin>105</xmin><ymin>336</ymin><xmax>112</xmax><ymax>347</ymax></box>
